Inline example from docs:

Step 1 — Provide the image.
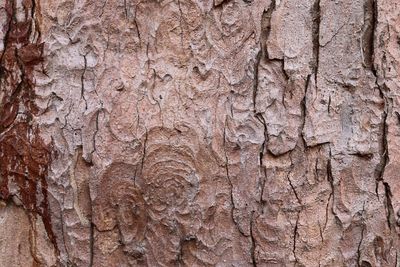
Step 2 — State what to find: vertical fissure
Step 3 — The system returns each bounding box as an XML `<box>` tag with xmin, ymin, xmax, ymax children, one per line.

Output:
<box><xmin>261</xmin><ymin>0</ymin><xmax>276</xmax><ymax>59</ymax></box>
<box><xmin>361</xmin><ymin>0</ymin><xmax>375</xmax><ymax>69</ymax></box>
<box><xmin>368</xmin><ymin>0</ymin><xmax>396</xmax><ymax>230</ymax></box>
<box><xmin>88</xmin><ymin>108</ymin><xmax>101</xmax><ymax>164</ymax></box>
<box><xmin>326</xmin><ymin>147</ymin><xmax>336</xmax><ymax>218</ymax></box>
<box><xmin>301</xmin><ymin>74</ymin><xmax>312</xmax><ymax>146</ymax></box>
<box><xmin>139</xmin><ymin>127</ymin><xmax>148</xmax><ymax>184</ymax></box>
<box><xmin>253</xmin><ymin>0</ymin><xmax>278</xmax><ymax>207</ymax></box>
<box><xmin>252</xmin><ymin>50</ymin><xmax>261</xmax><ymax>112</ymax></box>
<box><xmin>293</xmin><ymin>211</ymin><xmax>300</xmax><ymax>265</ymax></box>
<box><xmin>81</xmin><ymin>54</ymin><xmax>88</xmax><ymax>110</ymax></box>
<box><xmin>257</xmin><ymin>113</ymin><xmax>268</xmax><ymax>205</ymax></box>
<box><xmin>311</xmin><ymin>0</ymin><xmax>321</xmax><ymax>83</ymax></box>
<box><xmin>223</xmin><ymin>118</ymin><xmax>246</xmax><ymax>237</ymax></box>
<box><xmin>356</xmin><ymin>224</ymin><xmax>365</xmax><ymax>266</ymax></box>
<box><xmin>250</xmin><ymin>211</ymin><xmax>257</xmax><ymax>267</ymax></box>
<box><xmin>383</xmin><ymin>182</ymin><xmax>395</xmax><ymax>230</ymax></box>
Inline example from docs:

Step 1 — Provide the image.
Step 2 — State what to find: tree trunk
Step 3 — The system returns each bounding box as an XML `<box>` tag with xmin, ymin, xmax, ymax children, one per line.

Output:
<box><xmin>0</xmin><ymin>0</ymin><xmax>399</xmax><ymax>266</ymax></box>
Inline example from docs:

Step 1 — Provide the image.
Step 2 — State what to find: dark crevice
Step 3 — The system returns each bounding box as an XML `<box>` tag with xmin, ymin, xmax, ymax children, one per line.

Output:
<box><xmin>287</xmin><ymin>154</ymin><xmax>302</xmax><ymax>207</ymax></box>
<box><xmin>138</xmin><ymin>127</ymin><xmax>148</xmax><ymax>186</ymax></box>
<box><xmin>318</xmin><ymin>221</ymin><xmax>324</xmax><ymax>243</ymax></box>
<box><xmin>311</xmin><ymin>0</ymin><xmax>321</xmax><ymax>83</ymax></box>
<box><xmin>123</xmin><ymin>0</ymin><xmax>128</xmax><ymax>19</ymax></box>
<box><xmin>288</xmin><ymin>174</ymin><xmax>301</xmax><ymax>206</ymax></box>
<box><xmin>350</xmin><ymin>152</ymin><xmax>374</xmax><ymax>159</ymax></box>
<box><xmin>252</xmin><ymin>50</ymin><xmax>262</xmax><ymax>112</ymax></box>
<box><xmin>253</xmin><ymin>0</ymin><xmax>277</xmax><ymax>207</ymax></box>
<box><xmin>280</xmin><ymin>59</ymin><xmax>289</xmax><ymax>83</ymax></box>
<box><xmin>99</xmin><ymin>0</ymin><xmax>108</xmax><ymax>17</ymax></box>
<box><xmin>368</xmin><ymin>0</ymin><xmax>396</xmax><ymax>232</ymax></box>
<box><xmin>320</xmin><ymin>21</ymin><xmax>348</xmax><ymax>49</ymax></box>
<box><xmin>327</xmin><ymin>95</ymin><xmax>331</xmax><ymax>113</ymax></box>
<box><xmin>213</xmin><ymin>0</ymin><xmax>230</xmax><ymax>7</ymax></box>
<box><xmin>301</xmin><ymin>74</ymin><xmax>311</xmax><ymax>146</ymax></box>
<box><xmin>255</xmin><ymin>113</ymin><xmax>268</xmax><ymax>205</ymax></box>
<box><xmin>323</xmin><ymin>191</ymin><xmax>332</xmax><ymax>232</ymax></box>
<box><xmin>250</xmin><ymin>211</ymin><xmax>257</xmax><ymax>267</ymax></box>
<box><xmin>133</xmin><ymin>4</ymin><xmax>141</xmax><ymax>43</ymax></box>
<box><xmin>326</xmin><ymin>147</ymin><xmax>336</xmax><ymax>218</ymax></box>
<box><xmin>383</xmin><ymin>182</ymin><xmax>395</xmax><ymax>230</ymax></box>
<box><xmin>253</xmin><ymin>0</ymin><xmax>276</xmax><ymax>110</ymax></box>
<box><xmin>88</xmin><ymin>109</ymin><xmax>101</xmax><ymax>163</ymax></box>
<box><xmin>89</xmin><ymin>221</ymin><xmax>94</xmax><ymax>267</ymax></box>
<box><xmin>362</xmin><ymin>0</ymin><xmax>375</xmax><ymax>69</ymax></box>
<box><xmin>81</xmin><ymin>54</ymin><xmax>88</xmax><ymax>110</ymax></box>
<box><xmin>293</xmin><ymin>211</ymin><xmax>300</xmax><ymax>265</ymax></box>
<box><xmin>177</xmin><ymin>0</ymin><xmax>184</xmax><ymax>48</ymax></box>
<box><xmin>287</xmin><ymin>152</ymin><xmax>302</xmax><ymax>266</ymax></box>
<box><xmin>304</xmin><ymin>141</ymin><xmax>331</xmax><ymax>150</ymax></box>
<box><xmin>357</xmin><ymin>224</ymin><xmax>365</xmax><ymax>267</ymax></box>
<box><xmin>374</xmin><ymin>84</ymin><xmax>393</xmax><ymax>229</ymax></box>
<box><xmin>261</xmin><ymin>0</ymin><xmax>276</xmax><ymax>59</ymax></box>
<box><xmin>223</xmin><ymin>118</ymin><xmax>247</xmax><ymax>237</ymax></box>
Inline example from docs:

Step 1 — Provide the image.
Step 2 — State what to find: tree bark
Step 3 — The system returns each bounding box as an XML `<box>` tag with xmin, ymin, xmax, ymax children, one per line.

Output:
<box><xmin>0</xmin><ymin>0</ymin><xmax>399</xmax><ymax>266</ymax></box>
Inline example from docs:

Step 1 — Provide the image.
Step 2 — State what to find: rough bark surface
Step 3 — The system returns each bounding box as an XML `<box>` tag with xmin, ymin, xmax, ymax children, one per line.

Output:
<box><xmin>0</xmin><ymin>0</ymin><xmax>399</xmax><ymax>266</ymax></box>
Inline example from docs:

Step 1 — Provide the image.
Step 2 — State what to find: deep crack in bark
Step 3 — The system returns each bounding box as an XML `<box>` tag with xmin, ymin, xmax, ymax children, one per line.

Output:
<box><xmin>293</xmin><ymin>211</ymin><xmax>300</xmax><ymax>265</ymax></box>
<box><xmin>250</xmin><ymin>211</ymin><xmax>257</xmax><ymax>267</ymax></box>
<box><xmin>368</xmin><ymin>0</ymin><xmax>396</xmax><ymax>231</ymax></box>
<box><xmin>356</xmin><ymin>221</ymin><xmax>366</xmax><ymax>266</ymax></box>
<box><xmin>261</xmin><ymin>0</ymin><xmax>276</xmax><ymax>59</ymax></box>
<box><xmin>312</xmin><ymin>0</ymin><xmax>321</xmax><ymax>83</ymax></box>
<box><xmin>81</xmin><ymin>54</ymin><xmax>88</xmax><ymax>110</ymax></box>
<box><xmin>223</xmin><ymin>118</ymin><xmax>247</xmax><ymax>237</ymax></box>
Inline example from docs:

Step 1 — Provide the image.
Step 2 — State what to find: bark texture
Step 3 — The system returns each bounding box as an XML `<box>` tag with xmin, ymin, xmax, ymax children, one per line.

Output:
<box><xmin>0</xmin><ymin>0</ymin><xmax>400</xmax><ymax>266</ymax></box>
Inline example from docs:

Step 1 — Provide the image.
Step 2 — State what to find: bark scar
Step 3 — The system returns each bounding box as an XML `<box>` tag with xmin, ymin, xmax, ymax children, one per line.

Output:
<box><xmin>0</xmin><ymin>0</ymin><xmax>58</xmax><ymax>255</ymax></box>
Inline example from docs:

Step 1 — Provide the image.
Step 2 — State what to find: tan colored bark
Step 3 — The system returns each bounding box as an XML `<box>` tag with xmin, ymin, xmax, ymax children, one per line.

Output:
<box><xmin>0</xmin><ymin>0</ymin><xmax>399</xmax><ymax>266</ymax></box>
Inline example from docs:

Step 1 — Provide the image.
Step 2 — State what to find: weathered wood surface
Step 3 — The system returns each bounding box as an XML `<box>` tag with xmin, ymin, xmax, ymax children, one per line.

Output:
<box><xmin>0</xmin><ymin>0</ymin><xmax>399</xmax><ymax>266</ymax></box>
